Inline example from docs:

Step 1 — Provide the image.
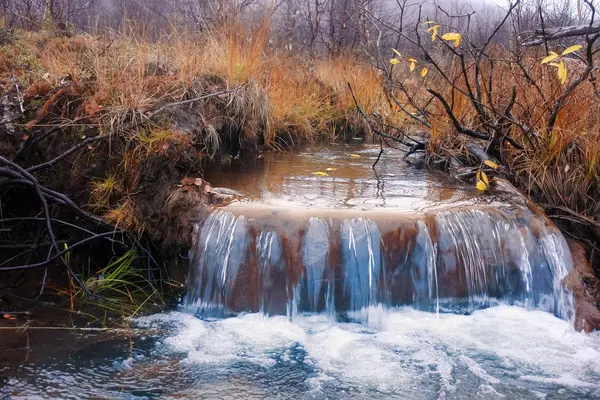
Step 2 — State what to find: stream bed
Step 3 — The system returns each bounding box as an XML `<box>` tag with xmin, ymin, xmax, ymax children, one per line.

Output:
<box><xmin>2</xmin><ymin>144</ymin><xmax>600</xmax><ymax>399</ymax></box>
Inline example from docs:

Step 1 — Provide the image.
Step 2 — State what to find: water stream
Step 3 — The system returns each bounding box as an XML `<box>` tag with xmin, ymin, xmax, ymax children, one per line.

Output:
<box><xmin>2</xmin><ymin>144</ymin><xmax>600</xmax><ymax>399</ymax></box>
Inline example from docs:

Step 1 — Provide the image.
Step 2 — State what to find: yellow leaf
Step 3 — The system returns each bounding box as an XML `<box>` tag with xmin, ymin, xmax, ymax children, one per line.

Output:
<box><xmin>476</xmin><ymin>180</ymin><xmax>487</xmax><ymax>191</ymax></box>
<box><xmin>541</xmin><ymin>51</ymin><xmax>559</xmax><ymax>64</ymax></box>
<box><xmin>350</xmin><ymin>154</ymin><xmax>361</xmax><ymax>158</ymax></box>
<box><xmin>423</xmin><ymin>21</ymin><xmax>437</xmax><ymax>25</ymax></box>
<box><xmin>483</xmin><ymin>160</ymin><xmax>499</xmax><ymax>169</ymax></box>
<box><xmin>326</xmin><ymin>167</ymin><xmax>337</xmax><ymax>171</ymax></box>
<box><xmin>562</xmin><ymin>45</ymin><xmax>582</xmax><ymax>56</ymax></box>
<box><xmin>427</xmin><ymin>24</ymin><xmax>440</xmax><ymax>41</ymax></box>
<box><xmin>391</xmin><ymin>48</ymin><xmax>402</xmax><ymax>57</ymax></box>
<box><xmin>548</xmin><ymin>62</ymin><xmax>561</xmax><ymax>68</ymax></box>
<box><xmin>558</xmin><ymin>60</ymin><xmax>567</xmax><ymax>84</ymax></box>
<box><xmin>481</xmin><ymin>170</ymin><xmax>489</xmax><ymax>185</ymax></box>
<box><xmin>441</xmin><ymin>32</ymin><xmax>461</xmax><ymax>48</ymax></box>
<box><xmin>476</xmin><ymin>170</ymin><xmax>489</xmax><ymax>185</ymax></box>
<box><xmin>420</xmin><ymin>67</ymin><xmax>428</xmax><ymax>77</ymax></box>
<box><xmin>409</xmin><ymin>60</ymin><xmax>416</xmax><ymax>72</ymax></box>
<box><xmin>313</xmin><ymin>171</ymin><xmax>329</xmax><ymax>177</ymax></box>
<box><xmin>390</xmin><ymin>58</ymin><xmax>400</xmax><ymax>65</ymax></box>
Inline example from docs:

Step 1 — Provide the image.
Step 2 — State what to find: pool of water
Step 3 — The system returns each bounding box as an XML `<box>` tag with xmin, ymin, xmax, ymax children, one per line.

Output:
<box><xmin>2</xmin><ymin>306</ymin><xmax>600</xmax><ymax>399</ymax></box>
<box><xmin>205</xmin><ymin>143</ymin><xmax>475</xmax><ymax>211</ymax></box>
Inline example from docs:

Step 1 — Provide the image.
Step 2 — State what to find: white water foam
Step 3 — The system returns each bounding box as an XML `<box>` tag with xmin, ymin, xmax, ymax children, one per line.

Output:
<box><xmin>137</xmin><ymin>306</ymin><xmax>600</xmax><ymax>398</ymax></box>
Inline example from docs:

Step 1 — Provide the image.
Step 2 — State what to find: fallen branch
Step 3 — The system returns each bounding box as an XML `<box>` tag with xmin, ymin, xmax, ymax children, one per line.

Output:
<box><xmin>524</xmin><ymin>24</ymin><xmax>600</xmax><ymax>46</ymax></box>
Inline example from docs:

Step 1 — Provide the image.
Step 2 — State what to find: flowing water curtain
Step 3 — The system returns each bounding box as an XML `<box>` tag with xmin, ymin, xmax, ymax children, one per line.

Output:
<box><xmin>185</xmin><ymin>208</ymin><xmax>576</xmax><ymax>322</ymax></box>
<box><xmin>256</xmin><ymin>230</ymin><xmax>288</xmax><ymax>316</ymax></box>
<box><xmin>297</xmin><ymin>217</ymin><xmax>334</xmax><ymax>318</ymax></box>
<box><xmin>539</xmin><ymin>232</ymin><xmax>575</xmax><ymax>322</ymax></box>
<box><xmin>410</xmin><ymin>220</ymin><xmax>439</xmax><ymax>314</ymax></box>
<box><xmin>341</xmin><ymin>218</ymin><xmax>385</xmax><ymax>324</ymax></box>
<box><xmin>186</xmin><ymin>211</ymin><xmax>249</xmax><ymax>315</ymax></box>
<box><xmin>434</xmin><ymin>209</ymin><xmax>575</xmax><ymax>318</ymax></box>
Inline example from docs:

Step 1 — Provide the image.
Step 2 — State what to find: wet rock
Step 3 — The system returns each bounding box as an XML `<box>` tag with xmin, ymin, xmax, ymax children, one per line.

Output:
<box><xmin>564</xmin><ymin>241</ymin><xmax>600</xmax><ymax>332</ymax></box>
<box><xmin>0</xmin><ymin>92</ymin><xmax>20</xmax><ymax>134</ymax></box>
<box><xmin>0</xmin><ymin>92</ymin><xmax>23</xmax><ymax>157</ymax></box>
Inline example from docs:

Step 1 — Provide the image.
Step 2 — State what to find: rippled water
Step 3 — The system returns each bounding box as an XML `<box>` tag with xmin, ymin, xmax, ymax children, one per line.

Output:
<box><xmin>3</xmin><ymin>307</ymin><xmax>600</xmax><ymax>399</ymax></box>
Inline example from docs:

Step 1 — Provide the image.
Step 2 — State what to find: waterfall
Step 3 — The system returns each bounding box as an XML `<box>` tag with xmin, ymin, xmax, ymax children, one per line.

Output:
<box><xmin>298</xmin><ymin>218</ymin><xmax>335</xmax><ymax>320</ymax></box>
<box><xmin>185</xmin><ymin>211</ymin><xmax>248</xmax><ymax>316</ymax></box>
<box><xmin>185</xmin><ymin>206</ymin><xmax>575</xmax><ymax>323</ymax></box>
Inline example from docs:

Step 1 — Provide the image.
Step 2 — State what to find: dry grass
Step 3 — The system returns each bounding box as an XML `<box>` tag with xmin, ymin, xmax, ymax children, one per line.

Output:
<box><xmin>9</xmin><ymin>22</ymin><xmax>392</xmax><ymax>147</ymax></box>
<box><xmin>104</xmin><ymin>198</ymin><xmax>145</xmax><ymax>233</ymax></box>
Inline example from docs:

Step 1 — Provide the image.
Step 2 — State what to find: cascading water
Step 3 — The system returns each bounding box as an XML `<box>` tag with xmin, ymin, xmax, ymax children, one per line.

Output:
<box><xmin>185</xmin><ymin>206</ymin><xmax>575</xmax><ymax>323</ymax></box>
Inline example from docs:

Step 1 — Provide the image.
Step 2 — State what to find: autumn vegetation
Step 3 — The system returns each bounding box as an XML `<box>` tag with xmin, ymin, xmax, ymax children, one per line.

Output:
<box><xmin>1</xmin><ymin>0</ymin><xmax>600</xmax><ymax>311</ymax></box>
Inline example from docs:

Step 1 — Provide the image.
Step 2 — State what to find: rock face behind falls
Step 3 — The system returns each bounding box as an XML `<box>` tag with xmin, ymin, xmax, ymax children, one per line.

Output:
<box><xmin>184</xmin><ymin>190</ymin><xmax>600</xmax><ymax>331</ymax></box>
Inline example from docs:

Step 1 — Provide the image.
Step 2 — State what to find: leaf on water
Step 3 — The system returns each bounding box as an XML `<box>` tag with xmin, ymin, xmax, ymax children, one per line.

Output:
<box><xmin>441</xmin><ymin>32</ymin><xmax>461</xmax><ymax>48</ymax></box>
<box><xmin>558</xmin><ymin>60</ymin><xmax>567</xmax><ymax>84</ymax></box>
<box><xmin>423</xmin><ymin>21</ymin><xmax>437</xmax><ymax>25</ymax></box>
<box><xmin>392</xmin><ymin>48</ymin><xmax>402</xmax><ymax>57</ymax></box>
<box><xmin>326</xmin><ymin>167</ymin><xmax>337</xmax><ymax>171</ymax></box>
<box><xmin>350</xmin><ymin>154</ymin><xmax>361</xmax><ymax>158</ymax></box>
<box><xmin>483</xmin><ymin>159</ymin><xmax>499</xmax><ymax>169</ymax></box>
<box><xmin>562</xmin><ymin>45</ymin><xmax>582</xmax><ymax>56</ymax></box>
<box><xmin>476</xmin><ymin>180</ymin><xmax>487</xmax><ymax>191</ymax></box>
<box><xmin>313</xmin><ymin>171</ymin><xmax>329</xmax><ymax>177</ymax></box>
<box><xmin>427</xmin><ymin>25</ymin><xmax>440</xmax><ymax>41</ymax></box>
<box><xmin>420</xmin><ymin>67</ymin><xmax>428</xmax><ymax>77</ymax></box>
<box><xmin>390</xmin><ymin>58</ymin><xmax>400</xmax><ymax>65</ymax></box>
<box><xmin>541</xmin><ymin>51</ymin><xmax>559</xmax><ymax>64</ymax></box>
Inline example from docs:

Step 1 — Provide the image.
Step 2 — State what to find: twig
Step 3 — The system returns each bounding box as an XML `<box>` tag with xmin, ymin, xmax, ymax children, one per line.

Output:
<box><xmin>9</xmin><ymin>65</ymin><xmax>24</xmax><ymax>114</ymax></box>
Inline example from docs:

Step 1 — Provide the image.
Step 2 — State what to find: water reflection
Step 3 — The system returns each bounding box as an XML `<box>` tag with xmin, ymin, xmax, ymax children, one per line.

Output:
<box><xmin>205</xmin><ymin>143</ymin><xmax>465</xmax><ymax>211</ymax></box>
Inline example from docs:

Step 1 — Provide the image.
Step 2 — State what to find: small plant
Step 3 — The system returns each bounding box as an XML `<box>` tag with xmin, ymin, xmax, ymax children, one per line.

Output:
<box><xmin>83</xmin><ymin>250</ymin><xmax>162</xmax><ymax>317</ymax></box>
<box><xmin>90</xmin><ymin>174</ymin><xmax>121</xmax><ymax>211</ymax></box>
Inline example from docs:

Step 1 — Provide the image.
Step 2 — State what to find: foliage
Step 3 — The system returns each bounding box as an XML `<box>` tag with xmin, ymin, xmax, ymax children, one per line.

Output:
<box><xmin>82</xmin><ymin>250</ymin><xmax>162</xmax><ymax>317</ymax></box>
